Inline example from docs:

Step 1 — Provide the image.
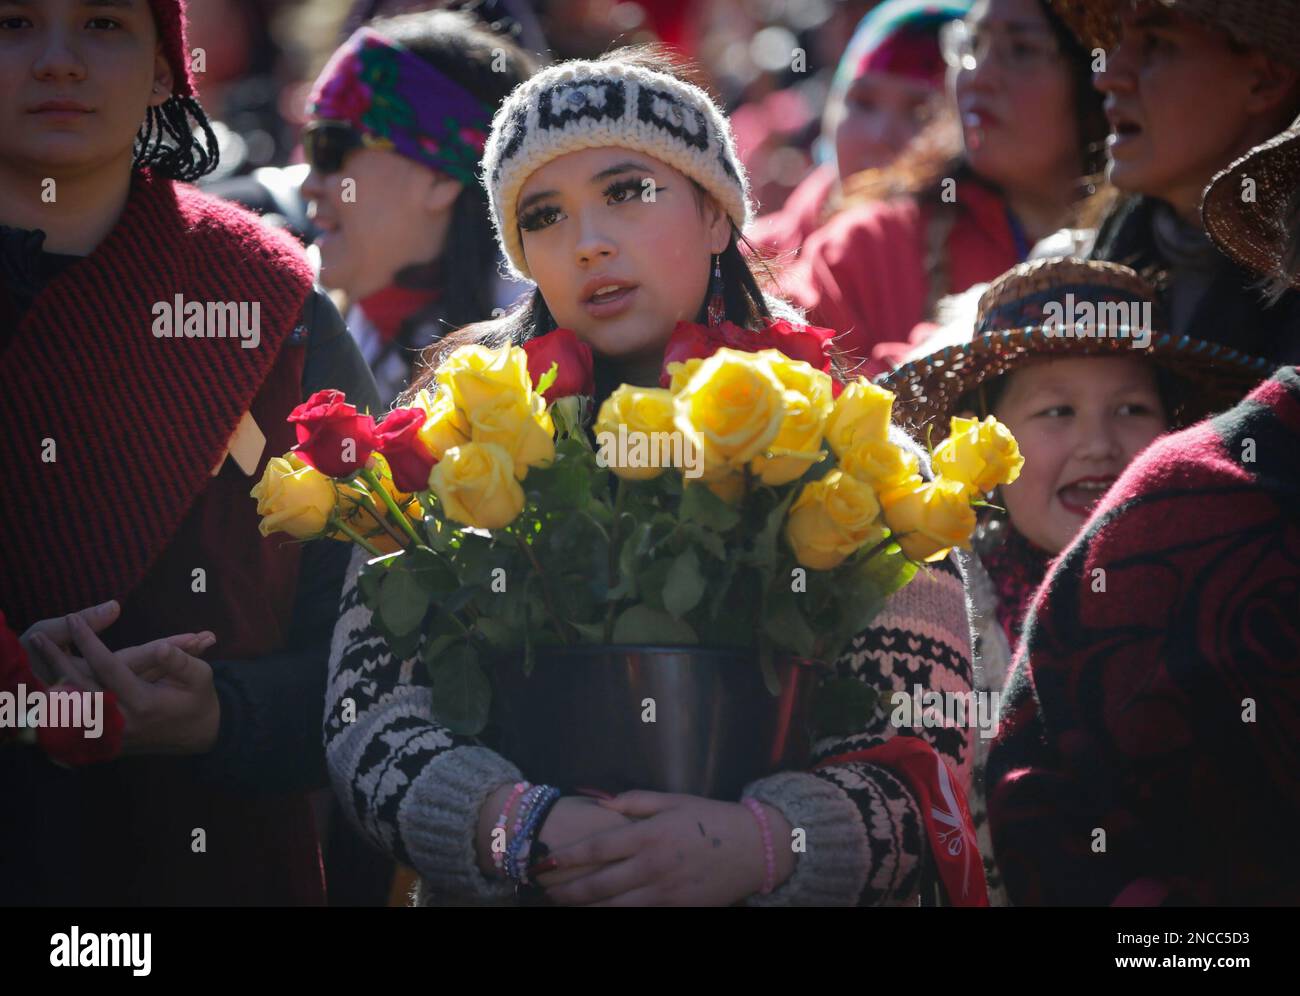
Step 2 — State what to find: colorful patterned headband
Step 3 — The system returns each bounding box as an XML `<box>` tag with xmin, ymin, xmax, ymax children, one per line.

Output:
<box><xmin>307</xmin><ymin>27</ymin><xmax>492</xmax><ymax>185</ymax></box>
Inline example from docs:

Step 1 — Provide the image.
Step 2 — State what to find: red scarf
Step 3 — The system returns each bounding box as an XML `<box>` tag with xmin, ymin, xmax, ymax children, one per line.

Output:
<box><xmin>0</xmin><ymin>169</ymin><xmax>315</xmax><ymax>629</ymax></box>
<box><xmin>816</xmin><ymin>737</ymin><xmax>990</xmax><ymax>906</ymax></box>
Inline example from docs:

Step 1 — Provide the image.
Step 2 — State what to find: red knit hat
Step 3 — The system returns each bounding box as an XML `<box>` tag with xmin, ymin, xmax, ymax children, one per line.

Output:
<box><xmin>149</xmin><ymin>0</ymin><xmax>194</xmax><ymax>99</ymax></box>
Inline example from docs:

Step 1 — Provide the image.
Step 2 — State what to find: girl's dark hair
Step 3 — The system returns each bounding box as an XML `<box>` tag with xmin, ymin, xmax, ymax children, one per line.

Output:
<box><xmin>133</xmin><ymin>95</ymin><xmax>221</xmax><ymax>182</ymax></box>
<box><xmin>368</xmin><ymin>10</ymin><xmax>537</xmax><ymax>346</ymax></box>
<box><xmin>401</xmin><ymin>44</ymin><xmax>827</xmax><ymax>407</ymax></box>
<box><xmin>838</xmin><ymin>0</ymin><xmax>1109</xmax><ymax>313</ymax></box>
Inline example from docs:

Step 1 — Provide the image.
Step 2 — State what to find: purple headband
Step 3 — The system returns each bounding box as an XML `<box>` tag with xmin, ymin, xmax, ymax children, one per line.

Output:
<box><xmin>307</xmin><ymin>27</ymin><xmax>492</xmax><ymax>184</ymax></box>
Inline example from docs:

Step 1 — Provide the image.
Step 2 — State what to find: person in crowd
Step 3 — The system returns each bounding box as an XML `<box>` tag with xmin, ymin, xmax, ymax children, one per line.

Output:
<box><xmin>300</xmin><ymin>10</ymin><xmax>536</xmax><ymax>409</ymax></box>
<box><xmin>784</xmin><ymin>0</ymin><xmax>1108</xmax><ymax>376</ymax></box>
<box><xmin>0</xmin><ymin>0</ymin><xmax>379</xmax><ymax>904</ymax></box>
<box><xmin>984</xmin><ymin>113</ymin><xmax>1300</xmax><ymax>905</ymax></box>
<box><xmin>881</xmin><ymin>255</ymin><xmax>1271</xmax><ymax>902</ymax></box>
<box><xmin>748</xmin><ymin>0</ymin><xmax>972</xmax><ymax>260</ymax></box>
<box><xmin>1057</xmin><ymin>0</ymin><xmax>1300</xmax><ymax>364</ymax></box>
<box><xmin>325</xmin><ymin>48</ymin><xmax>986</xmax><ymax>906</ymax></box>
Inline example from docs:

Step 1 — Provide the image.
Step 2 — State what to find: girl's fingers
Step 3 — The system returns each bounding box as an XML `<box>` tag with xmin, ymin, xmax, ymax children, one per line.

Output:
<box><xmin>67</xmin><ymin>614</ymin><xmax>138</xmax><ymax>707</ymax></box>
<box><xmin>32</xmin><ymin>635</ymin><xmax>103</xmax><ymax>693</ymax></box>
<box><xmin>544</xmin><ymin>856</ymin><xmax>652</xmax><ymax>906</ymax></box>
<box><xmin>545</xmin><ymin>819</ymin><xmax>650</xmax><ymax>870</ymax></box>
<box><xmin>22</xmin><ymin>600</ymin><xmax>120</xmax><ymax>647</ymax></box>
<box><xmin>597</xmin><ymin>790</ymin><xmax>680</xmax><ymax>817</ymax></box>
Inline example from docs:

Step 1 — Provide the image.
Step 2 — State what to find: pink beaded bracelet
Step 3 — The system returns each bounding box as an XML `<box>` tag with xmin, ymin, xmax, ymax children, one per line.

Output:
<box><xmin>742</xmin><ymin>797</ymin><xmax>776</xmax><ymax>895</ymax></box>
<box><xmin>492</xmin><ymin>781</ymin><xmax>530</xmax><ymax>874</ymax></box>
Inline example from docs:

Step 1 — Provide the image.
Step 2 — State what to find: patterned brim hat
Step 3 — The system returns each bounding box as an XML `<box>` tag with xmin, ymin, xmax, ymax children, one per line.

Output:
<box><xmin>1202</xmin><ymin>113</ymin><xmax>1300</xmax><ymax>290</ymax></box>
<box><xmin>880</xmin><ymin>258</ymin><xmax>1272</xmax><ymax>439</ymax></box>
<box><xmin>481</xmin><ymin>57</ymin><xmax>752</xmax><ymax>282</ymax></box>
<box><xmin>1051</xmin><ymin>0</ymin><xmax>1300</xmax><ymax>67</ymax></box>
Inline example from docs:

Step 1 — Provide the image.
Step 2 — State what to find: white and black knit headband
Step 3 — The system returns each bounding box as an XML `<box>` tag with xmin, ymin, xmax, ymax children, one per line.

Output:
<box><xmin>481</xmin><ymin>59</ymin><xmax>753</xmax><ymax>282</ymax></box>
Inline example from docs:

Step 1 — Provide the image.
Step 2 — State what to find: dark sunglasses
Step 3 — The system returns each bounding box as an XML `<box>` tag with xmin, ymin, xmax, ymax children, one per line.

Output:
<box><xmin>303</xmin><ymin>120</ymin><xmax>376</xmax><ymax>174</ymax></box>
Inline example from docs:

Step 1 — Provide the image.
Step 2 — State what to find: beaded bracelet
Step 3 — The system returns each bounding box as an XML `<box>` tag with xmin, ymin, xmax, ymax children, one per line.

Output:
<box><xmin>504</xmin><ymin>785</ymin><xmax>548</xmax><ymax>883</ymax></box>
<box><xmin>492</xmin><ymin>781</ymin><xmax>531</xmax><ymax>875</ymax></box>
<box><xmin>742</xmin><ymin>797</ymin><xmax>776</xmax><ymax>896</ymax></box>
<box><xmin>506</xmin><ymin>785</ymin><xmax>561</xmax><ymax>887</ymax></box>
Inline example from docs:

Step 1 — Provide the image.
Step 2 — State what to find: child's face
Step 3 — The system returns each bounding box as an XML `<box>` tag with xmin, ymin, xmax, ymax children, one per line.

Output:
<box><xmin>952</xmin><ymin>0</ymin><xmax>1082</xmax><ymax>194</ymax></box>
<box><xmin>0</xmin><ymin>0</ymin><xmax>172</xmax><ymax>175</ymax></box>
<box><xmin>517</xmin><ymin>146</ymin><xmax>731</xmax><ymax>371</ymax></box>
<box><xmin>991</xmin><ymin>355</ymin><xmax>1168</xmax><ymax>553</ymax></box>
<box><xmin>1096</xmin><ymin>3</ymin><xmax>1289</xmax><ymax>215</ymax></box>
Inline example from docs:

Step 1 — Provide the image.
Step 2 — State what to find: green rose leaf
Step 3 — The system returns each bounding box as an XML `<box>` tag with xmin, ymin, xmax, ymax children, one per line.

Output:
<box><xmin>612</xmin><ymin>604</ymin><xmax>697</xmax><ymax>645</ymax></box>
<box><xmin>429</xmin><ymin>643</ymin><xmax>491</xmax><ymax>736</ymax></box>
<box><xmin>680</xmin><ymin>481</ymin><xmax>741</xmax><ymax>532</ymax></box>
<box><xmin>378</xmin><ymin>566</ymin><xmax>430</xmax><ymax>638</ymax></box>
<box><xmin>663</xmin><ymin>548</ymin><xmax>705</xmax><ymax>618</ymax></box>
<box><xmin>811</xmin><ymin>677</ymin><xmax>880</xmax><ymax>739</ymax></box>
<box><xmin>763</xmin><ymin>585</ymin><xmax>817</xmax><ymax>659</ymax></box>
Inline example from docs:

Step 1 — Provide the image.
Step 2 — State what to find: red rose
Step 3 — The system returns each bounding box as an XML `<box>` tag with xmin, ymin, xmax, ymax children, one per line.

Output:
<box><xmin>374</xmin><ymin>407</ymin><xmax>439</xmax><ymax>493</ymax></box>
<box><xmin>523</xmin><ymin>328</ymin><xmax>595</xmax><ymax>401</ymax></box>
<box><xmin>752</xmin><ymin>319</ymin><xmax>837</xmax><ymax>374</ymax></box>
<box><xmin>288</xmin><ymin>389</ymin><xmax>378</xmax><ymax>478</ymax></box>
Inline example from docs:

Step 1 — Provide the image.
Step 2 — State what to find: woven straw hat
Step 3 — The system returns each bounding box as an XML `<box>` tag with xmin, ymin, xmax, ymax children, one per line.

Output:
<box><xmin>879</xmin><ymin>257</ymin><xmax>1272</xmax><ymax>439</ymax></box>
<box><xmin>1051</xmin><ymin>0</ymin><xmax>1300</xmax><ymax>67</ymax></box>
<box><xmin>1202</xmin><ymin>113</ymin><xmax>1300</xmax><ymax>290</ymax></box>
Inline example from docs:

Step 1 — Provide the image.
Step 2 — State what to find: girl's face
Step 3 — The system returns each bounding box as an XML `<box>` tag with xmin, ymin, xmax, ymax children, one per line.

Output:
<box><xmin>833</xmin><ymin>72</ymin><xmax>938</xmax><ymax>177</ymax></box>
<box><xmin>991</xmin><ymin>355</ymin><xmax>1168</xmax><ymax>553</ymax></box>
<box><xmin>303</xmin><ymin>143</ymin><xmax>462</xmax><ymax>300</ymax></box>
<box><xmin>1095</xmin><ymin>3</ymin><xmax>1292</xmax><ymax>218</ymax></box>
<box><xmin>517</xmin><ymin>146</ymin><xmax>731</xmax><ymax>370</ymax></box>
<box><xmin>0</xmin><ymin>0</ymin><xmax>171</xmax><ymax>174</ymax></box>
<box><xmin>952</xmin><ymin>0</ymin><xmax>1082</xmax><ymax>192</ymax></box>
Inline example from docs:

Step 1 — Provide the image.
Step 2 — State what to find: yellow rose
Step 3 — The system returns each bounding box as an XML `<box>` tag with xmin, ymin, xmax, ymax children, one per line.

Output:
<box><xmin>411</xmin><ymin>386</ymin><xmax>470</xmax><ymax>463</ymax></box>
<box><xmin>747</xmin><ymin>350</ymin><xmax>833</xmax><ymax>486</ymax></box>
<box><xmin>594</xmin><ymin>385</ymin><xmax>680</xmax><ymax>480</ymax></box>
<box><xmin>466</xmin><ymin>391</ymin><xmax>555</xmax><ymax>481</ymax></box>
<box><xmin>250</xmin><ymin>454</ymin><xmax>338</xmax><ymax>539</ymax></box>
<box><xmin>434</xmin><ymin>343</ymin><xmax>535</xmax><ymax>413</ymax></box>
<box><xmin>838</xmin><ymin>438</ymin><xmax>920</xmax><ymax>494</ymax></box>
<box><xmin>673</xmin><ymin>348</ymin><xmax>786</xmax><ymax>479</ymax></box>
<box><xmin>428</xmin><ymin>442</ymin><xmax>525</xmax><ymax>529</ymax></box>
<box><xmin>784</xmin><ymin>469</ymin><xmax>884</xmax><ymax>570</ymax></box>
<box><xmin>825</xmin><ymin>377</ymin><xmax>896</xmax><ymax>456</ymax></box>
<box><xmin>879</xmin><ymin>477</ymin><xmax>975</xmax><ymax>563</ymax></box>
<box><xmin>665</xmin><ymin>357</ymin><xmax>705</xmax><ymax>393</ymax></box>
<box><xmin>932</xmin><ymin>415</ymin><xmax>1024</xmax><ymax>496</ymax></box>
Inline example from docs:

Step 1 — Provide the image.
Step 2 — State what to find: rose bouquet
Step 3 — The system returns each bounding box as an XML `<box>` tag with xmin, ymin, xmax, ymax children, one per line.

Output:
<box><xmin>251</xmin><ymin>320</ymin><xmax>1022</xmax><ymax>740</ymax></box>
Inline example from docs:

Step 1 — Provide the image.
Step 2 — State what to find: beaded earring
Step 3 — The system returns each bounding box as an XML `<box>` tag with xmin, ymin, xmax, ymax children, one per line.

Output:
<box><xmin>707</xmin><ymin>253</ymin><xmax>725</xmax><ymax>326</ymax></box>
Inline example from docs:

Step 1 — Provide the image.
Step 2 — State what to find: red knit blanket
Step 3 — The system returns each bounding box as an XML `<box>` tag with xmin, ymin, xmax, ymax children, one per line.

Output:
<box><xmin>0</xmin><ymin>169</ymin><xmax>315</xmax><ymax>629</ymax></box>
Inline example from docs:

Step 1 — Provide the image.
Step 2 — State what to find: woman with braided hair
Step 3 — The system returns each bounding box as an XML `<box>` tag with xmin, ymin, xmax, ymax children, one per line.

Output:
<box><xmin>0</xmin><ymin>0</ymin><xmax>379</xmax><ymax>904</ymax></box>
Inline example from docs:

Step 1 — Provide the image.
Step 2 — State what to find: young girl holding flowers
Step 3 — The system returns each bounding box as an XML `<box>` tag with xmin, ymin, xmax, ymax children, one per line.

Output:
<box><xmin>321</xmin><ymin>48</ymin><xmax>996</xmax><ymax>906</ymax></box>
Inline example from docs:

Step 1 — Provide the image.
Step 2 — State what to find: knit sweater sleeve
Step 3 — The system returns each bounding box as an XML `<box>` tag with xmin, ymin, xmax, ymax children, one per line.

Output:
<box><xmin>324</xmin><ymin>547</ymin><xmax>521</xmax><ymax>904</ymax></box>
<box><xmin>742</xmin><ymin>427</ymin><xmax>975</xmax><ymax>906</ymax></box>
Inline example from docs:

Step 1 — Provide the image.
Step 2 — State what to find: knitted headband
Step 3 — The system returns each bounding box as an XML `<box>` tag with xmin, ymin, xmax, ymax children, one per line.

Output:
<box><xmin>149</xmin><ymin>0</ymin><xmax>194</xmax><ymax>98</ymax></box>
<box><xmin>481</xmin><ymin>58</ymin><xmax>752</xmax><ymax>282</ymax></box>
<box><xmin>308</xmin><ymin>28</ymin><xmax>493</xmax><ymax>184</ymax></box>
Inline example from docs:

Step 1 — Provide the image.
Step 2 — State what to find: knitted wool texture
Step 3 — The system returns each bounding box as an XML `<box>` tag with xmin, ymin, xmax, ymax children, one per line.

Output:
<box><xmin>481</xmin><ymin>59</ymin><xmax>752</xmax><ymax>282</ymax></box>
<box><xmin>149</xmin><ymin>0</ymin><xmax>195</xmax><ymax>98</ymax></box>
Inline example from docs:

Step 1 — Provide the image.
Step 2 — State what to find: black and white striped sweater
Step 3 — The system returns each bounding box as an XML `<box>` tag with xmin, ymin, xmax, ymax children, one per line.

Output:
<box><xmin>324</xmin><ymin>431</ymin><xmax>976</xmax><ymax>906</ymax></box>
